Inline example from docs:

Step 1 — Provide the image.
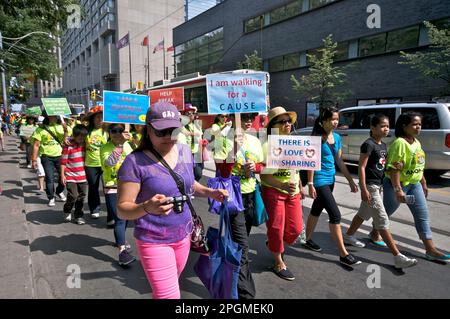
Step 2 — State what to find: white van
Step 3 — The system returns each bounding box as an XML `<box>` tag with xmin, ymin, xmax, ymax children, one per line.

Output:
<box><xmin>293</xmin><ymin>102</ymin><xmax>450</xmax><ymax>176</ymax></box>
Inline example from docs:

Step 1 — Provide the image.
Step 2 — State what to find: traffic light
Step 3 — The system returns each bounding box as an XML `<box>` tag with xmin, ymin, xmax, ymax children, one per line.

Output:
<box><xmin>90</xmin><ymin>90</ymin><xmax>96</xmax><ymax>100</ymax></box>
<box><xmin>136</xmin><ymin>80</ymin><xmax>143</xmax><ymax>90</ymax></box>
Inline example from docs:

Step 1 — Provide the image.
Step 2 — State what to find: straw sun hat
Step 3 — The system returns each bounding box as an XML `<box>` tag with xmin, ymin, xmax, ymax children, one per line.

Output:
<box><xmin>265</xmin><ymin>106</ymin><xmax>297</xmax><ymax>128</ymax></box>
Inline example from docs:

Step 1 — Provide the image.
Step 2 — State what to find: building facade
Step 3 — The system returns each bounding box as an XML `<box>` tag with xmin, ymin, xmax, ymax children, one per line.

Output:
<box><xmin>173</xmin><ymin>0</ymin><xmax>450</xmax><ymax>127</ymax></box>
<box><xmin>62</xmin><ymin>0</ymin><xmax>185</xmax><ymax>107</ymax></box>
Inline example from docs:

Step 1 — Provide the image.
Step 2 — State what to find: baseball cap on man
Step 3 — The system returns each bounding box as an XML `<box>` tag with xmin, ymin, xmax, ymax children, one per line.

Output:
<box><xmin>146</xmin><ymin>101</ymin><xmax>182</xmax><ymax>130</ymax></box>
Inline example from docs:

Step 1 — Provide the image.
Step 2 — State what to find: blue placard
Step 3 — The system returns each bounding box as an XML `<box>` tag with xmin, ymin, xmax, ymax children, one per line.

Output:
<box><xmin>206</xmin><ymin>73</ymin><xmax>267</xmax><ymax>114</ymax></box>
<box><xmin>103</xmin><ymin>91</ymin><xmax>150</xmax><ymax>124</ymax></box>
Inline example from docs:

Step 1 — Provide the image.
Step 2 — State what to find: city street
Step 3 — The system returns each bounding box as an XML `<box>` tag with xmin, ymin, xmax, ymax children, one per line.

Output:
<box><xmin>1</xmin><ymin>134</ymin><xmax>449</xmax><ymax>299</ymax></box>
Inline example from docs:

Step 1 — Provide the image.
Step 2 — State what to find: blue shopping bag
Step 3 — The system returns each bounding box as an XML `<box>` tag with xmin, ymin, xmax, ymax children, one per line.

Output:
<box><xmin>252</xmin><ymin>182</ymin><xmax>268</xmax><ymax>226</ymax></box>
<box><xmin>194</xmin><ymin>200</ymin><xmax>242</xmax><ymax>299</ymax></box>
<box><xmin>207</xmin><ymin>176</ymin><xmax>244</xmax><ymax>215</ymax></box>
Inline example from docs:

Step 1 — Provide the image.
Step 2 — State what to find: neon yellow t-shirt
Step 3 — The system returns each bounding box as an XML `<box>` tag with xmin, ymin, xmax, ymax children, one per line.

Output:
<box><xmin>31</xmin><ymin>124</ymin><xmax>65</xmax><ymax>157</ymax></box>
<box><xmin>211</xmin><ymin>123</ymin><xmax>233</xmax><ymax>160</ymax></box>
<box><xmin>231</xmin><ymin>133</ymin><xmax>264</xmax><ymax>194</ymax></box>
<box><xmin>386</xmin><ymin>137</ymin><xmax>425</xmax><ymax>186</ymax></box>
<box><xmin>85</xmin><ymin>129</ymin><xmax>108</xmax><ymax>167</ymax></box>
<box><xmin>100</xmin><ymin>141</ymin><xmax>133</xmax><ymax>187</ymax></box>
<box><xmin>261</xmin><ymin>141</ymin><xmax>300</xmax><ymax>195</ymax></box>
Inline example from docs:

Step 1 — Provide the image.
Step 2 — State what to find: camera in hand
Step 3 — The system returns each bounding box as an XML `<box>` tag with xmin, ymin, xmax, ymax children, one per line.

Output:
<box><xmin>167</xmin><ymin>195</ymin><xmax>188</xmax><ymax>213</ymax></box>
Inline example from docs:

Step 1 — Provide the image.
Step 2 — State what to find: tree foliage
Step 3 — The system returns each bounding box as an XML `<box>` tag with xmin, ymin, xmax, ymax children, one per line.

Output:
<box><xmin>291</xmin><ymin>35</ymin><xmax>351</xmax><ymax>109</ymax></box>
<box><xmin>0</xmin><ymin>1</ymin><xmax>79</xmax><ymax>83</ymax></box>
<box><xmin>400</xmin><ymin>21</ymin><xmax>450</xmax><ymax>96</ymax></box>
<box><xmin>237</xmin><ymin>50</ymin><xmax>262</xmax><ymax>71</ymax></box>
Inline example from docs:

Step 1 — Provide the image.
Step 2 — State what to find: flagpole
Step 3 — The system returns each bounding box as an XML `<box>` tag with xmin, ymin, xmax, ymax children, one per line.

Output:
<box><xmin>128</xmin><ymin>31</ymin><xmax>132</xmax><ymax>89</ymax></box>
<box><xmin>147</xmin><ymin>36</ymin><xmax>150</xmax><ymax>87</ymax></box>
<box><xmin>163</xmin><ymin>37</ymin><xmax>166</xmax><ymax>80</ymax></box>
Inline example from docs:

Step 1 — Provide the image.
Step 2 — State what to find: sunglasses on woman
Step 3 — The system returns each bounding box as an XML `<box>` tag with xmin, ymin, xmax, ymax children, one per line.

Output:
<box><xmin>275</xmin><ymin>119</ymin><xmax>292</xmax><ymax>125</ymax></box>
<box><xmin>110</xmin><ymin>127</ymin><xmax>125</xmax><ymax>134</ymax></box>
<box><xmin>152</xmin><ymin>126</ymin><xmax>176</xmax><ymax>137</ymax></box>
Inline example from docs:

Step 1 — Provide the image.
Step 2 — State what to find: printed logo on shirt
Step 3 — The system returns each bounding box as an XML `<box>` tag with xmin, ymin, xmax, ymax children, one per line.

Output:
<box><xmin>376</xmin><ymin>150</ymin><xmax>387</xmax><ymax>171</ymax></box>
<box><xmin>415</xmin><ymin>151</ymin><xmax>425</xmax><ymax>165</ymax></box>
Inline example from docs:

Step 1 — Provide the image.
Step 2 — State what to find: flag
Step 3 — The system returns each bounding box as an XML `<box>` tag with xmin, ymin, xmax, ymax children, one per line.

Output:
<box><xmin>116</xmin><ymin>33</ymin><xmax>129</xmax><ymax>50</ymax></box>
<box><xmin>153</xmin><ymin>40</ymin><xmax>164</xmax><ymax>53</ymax></box>
<box><xmin>167</xmin><ymin>45</ymin><xmax>174</xmax><ymax>52</ymax></box>
<box><xmin>142</xmin><ymin>35</ymin><xmax>149</xmax><ymax>47</ymax></box>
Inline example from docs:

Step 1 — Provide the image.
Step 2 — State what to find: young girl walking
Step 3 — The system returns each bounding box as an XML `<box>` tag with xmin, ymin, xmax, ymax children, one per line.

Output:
<box><xmin>344</xmin><ymin>114</ymin><xmax>418</xmax><ymax>269</ymax></box>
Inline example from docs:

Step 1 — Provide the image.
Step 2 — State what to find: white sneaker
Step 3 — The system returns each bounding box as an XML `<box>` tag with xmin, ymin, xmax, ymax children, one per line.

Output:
<box><xmin>343</xmin><ymin>234</ymin><xmax>366</xmax><ymax>248</ymax></box>
<box><xmin>27</xmin><ymin>164</ymin><xmax>32</xmax><ymax>169</ymax></box>
<box><xmin>394</xmin><ymin>254</ymin><xmax>418</xmax><ymax>269</ymax></box>
<box><xmin>91</xmin><ymin>212</ymin><xmax>100</xmax><ymax>219</ymax></box>
<box><xmin>64</xmin><ymin>213</ymin><xmax>72</xmax><ymax>222</ymax></box>
<box><xmin>107</xmin><ymin>220</ymin><xmax>115</xmax><ymax>227</ymax></box>
<box><xmin>57</xmin><ymin>192</ymin><xmax>66</xmax><ymax>202</ymax></box>
<box><xmin>75</xmin><ymin>217</ymin><xmax>86</xmax><ymax>225</ymax></box>
<box><xmin>48</xmin><ymin>198</ymin><xmax>56</xmax><ymax>207</ymax></box>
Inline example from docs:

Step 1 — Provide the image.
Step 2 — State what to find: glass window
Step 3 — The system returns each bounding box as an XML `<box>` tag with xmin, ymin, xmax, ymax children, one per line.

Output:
<box><xmin>357</xmin><ymin>99</ymin><xmax>377</xmax><ymax>106</ymax></box>
<box><xmin>338</xmin><ymin>111</ymin><xmax>358</xmax><ymax>129</ymax></box>
<box><xmin>354</xmin><ymin>108</ymin><xmax>396</xmax><ymax>129</ymax></box>
<box><xmin>310</xmin><ymin>0</ymin><xmax>335</xmax><ymax>9</ymax></box>
<box><xmin>284</xmin><ymin>53</ymin><xmax>300</xmax><ymax>70</ymax></box>
<box><xmin>335</xmin><ymin>42</ymin><xmax>349</xmax><ymax>61</ymax></box>
<box><xmin>359</xmin><ymin>33</ymin><xmax>386</xmax><ymax>57</ymax></box>
<box><xmin>209</xmin><ymin>39</ymin><xmax>223</xmax><ymax>53</ymax></box>
<box><xmin>285</xmin><ymin>1</ymin><xmax>302</xmax><ymax>18</ymax></box>
<box><xmin>270</xmin><ymin>6</ymin><xmax>287</xmax><ymax>24</ymax></box>
<box><xmin>269</xmin><ymin>56</ymin><xmax>283</xmax><ymax>72</ymax></box>
<box><xmin>401</xmin><ymin>107</ymin><xmax>440</xmax><ymax>129</ymax></box>
<box><xmin>386</xmin><ymin>26</ymin><xmax>420</xmax><ymax>52</ymax></box>
<box><xmin>245</xmin><ymin>16</ymin><xmax>263</xmax><ymax>33</ymax></box>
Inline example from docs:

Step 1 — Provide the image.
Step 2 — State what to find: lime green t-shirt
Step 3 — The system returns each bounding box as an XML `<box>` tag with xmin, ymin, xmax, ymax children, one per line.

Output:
<box><xmin>31</xmin><ymin>124</ymin><xmax>65</xmax><ymax>157</ymax></box>
<box><xmin>231</xmin><ymin>133</ymin><xmax>264</xmax><ymax>194</ymax></box>
<box><xmin>85</xmin><ymin>129</ymin><xmax>108</xmax><ymax>167</ymax></box>
<box><xmin>386</xmin><ymin>137</ymin><xmax>425</xmax><ymax>186</ymax></box>
<box><xmin>211</xmin><ymin>123</ymin><xmax>233</xmax><ymax>160</ymax></box>
<box><xmin>100</xmin><ymin>141</ymin><xmax>133</xmax><ymax>187</ymax></box>
<box><xmin>261</xmin><ymin>141</ymin><xmax>300</xmax><ymax>195</ymax></box>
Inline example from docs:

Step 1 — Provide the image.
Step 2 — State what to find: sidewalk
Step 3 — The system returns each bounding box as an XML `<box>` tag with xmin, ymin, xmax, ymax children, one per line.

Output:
<box><xmin>0</xmin><ymin>135</ymin><xmax>34</xmax><ymax>298</ymax></box>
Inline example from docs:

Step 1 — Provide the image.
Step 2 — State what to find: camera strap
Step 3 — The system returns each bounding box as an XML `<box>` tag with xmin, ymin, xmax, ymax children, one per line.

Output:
<box><xmin>147</xmin><ymin>146</ymin><xmax>199</xmax><ymax>218</ymax></box>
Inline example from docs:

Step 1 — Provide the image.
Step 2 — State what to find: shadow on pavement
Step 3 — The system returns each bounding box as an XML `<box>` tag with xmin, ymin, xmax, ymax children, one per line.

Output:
<box><xmin>3</xmin><ymin>180</ymin><xmax>22</xmax><ymax>186</ymax></box>
<box><xmin>1</xmin><ymin>188</ymin><xmax>23</xmax><ymax>200</ymax></box>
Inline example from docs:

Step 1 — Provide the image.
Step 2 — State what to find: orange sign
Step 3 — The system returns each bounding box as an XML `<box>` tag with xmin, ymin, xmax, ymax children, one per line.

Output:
<box><xmin>149</xmin><ymin>87</ymin><xmax>185</xmax><ymax>111</ymax></box>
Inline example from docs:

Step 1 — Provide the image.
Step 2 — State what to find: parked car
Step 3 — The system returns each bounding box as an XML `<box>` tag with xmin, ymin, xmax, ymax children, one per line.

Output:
<box><xmin>293</xmin><ymin>102</ymin><xmax>450</xmax><ymax>176</ymax></box>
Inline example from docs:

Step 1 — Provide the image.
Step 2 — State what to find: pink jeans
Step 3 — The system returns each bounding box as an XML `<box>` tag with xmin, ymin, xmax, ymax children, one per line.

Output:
<box><xmin>136</xmin><ymin>235</ymin><xmax>190</xmax><ymax>299</ymax></box>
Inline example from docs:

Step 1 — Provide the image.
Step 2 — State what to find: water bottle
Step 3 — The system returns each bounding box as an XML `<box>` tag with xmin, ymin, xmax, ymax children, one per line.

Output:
<box><xmin>405</xmin><ymin>195</ymin><xmax>415</xmax><ymax>204</ymax></box>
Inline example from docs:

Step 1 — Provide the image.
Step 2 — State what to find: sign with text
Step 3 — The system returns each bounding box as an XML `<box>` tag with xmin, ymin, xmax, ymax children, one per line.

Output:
<box><xmin>206</xmin><ymin>73</ymin><xmax>267</xmax><ymax>114</ymax></box>
<box><xmin>26</xmin><ymin>106</ymin><xmax>42</xmax><ymax>116</ymax></box>
<box><xmin>103</xmin><ymin>91</ymin><xmax>149</xmax><ymax>124</ymax></box>
<box><xmin>149</xmin><ymin>87</ymin><xmax>184</xmax><ymax>111</ymax></box>
<box><xmin>41</xmin><ymin>98</ymin><xmax>71</xmax><ymax>116</ymax></box>
<box><xmin>267</xmin><ymin>135</ymin><xmax>322</xmax><ymax>170</ymax></box>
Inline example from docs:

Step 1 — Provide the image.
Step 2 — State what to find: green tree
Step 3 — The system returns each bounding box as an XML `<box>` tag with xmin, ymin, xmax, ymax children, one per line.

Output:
<box><xmin>1</xmin><ymin>1</ymin><xmax>79</xmax><ymax>81</ymax></box>
<box><xmin>291</xmin><ymin>35</ymin><xmax>351</xmax><ymax>109</ymax></box>
<box><xmin>400</xmin><ymin>21</ymin><xmax>450</xmax><ymax>96</ymax></box>
<box><xmin>237</xmin><ymin>50</ymin><xmax>262</xmax><ymax>71</ymax></box>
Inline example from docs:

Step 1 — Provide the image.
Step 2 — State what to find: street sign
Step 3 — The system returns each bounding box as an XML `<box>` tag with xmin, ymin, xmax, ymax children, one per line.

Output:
<box><xmin>103</xmin><ymin>90</ymin><xmax>149</xmax><ymax>124</ymax></box>
<box><xmin>206</xmin><ymin>72</ymin><xmax>267</xmax><ymax>114</ymax></box>
<box><xmin>41</xmin><ymin>98</ymin><xmax>71</xmax><ymax>116</ymax></box>
<box><xmin>266</xmin><ymin>135</ymin><xmax>322</xmax><ymax>170</ymax></box>
<box><xmin>149</xmin><ymin>87</ymin><xmax>184</xmax><ymax>111</ymax></box>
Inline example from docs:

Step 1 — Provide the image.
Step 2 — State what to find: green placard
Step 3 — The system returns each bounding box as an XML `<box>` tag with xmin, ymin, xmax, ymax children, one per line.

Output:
<box><xmin>41</xmin><ymin>98</ymin><xmax>71</xmax><ymax>116</ymax></box>
<box><xmin>26</xmin><ymin>106</ymin><xmax>42</xmax><ymax>116</ymax></box>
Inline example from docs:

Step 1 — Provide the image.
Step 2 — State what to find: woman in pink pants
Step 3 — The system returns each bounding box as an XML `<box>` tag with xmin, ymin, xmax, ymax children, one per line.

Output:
<box><xmin>117</xmin><ymin>102</ymin><xmax>227</xmax><ymax>299</ymax></box>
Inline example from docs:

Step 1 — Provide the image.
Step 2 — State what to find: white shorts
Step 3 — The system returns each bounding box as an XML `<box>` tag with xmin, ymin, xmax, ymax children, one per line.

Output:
<box><xmin>36</xmin><ymin>156</ymin><xmax>45</xmax><ymax>177</ymax></box>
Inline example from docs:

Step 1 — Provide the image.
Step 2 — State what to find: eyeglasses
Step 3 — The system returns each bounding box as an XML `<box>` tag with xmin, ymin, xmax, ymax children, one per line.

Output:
<box><xmin>274</xmin><ymin>119</ymin><xmax>292</xmax><ymax>125</ymax></box>
<box><xmin>110</xmin><ymin>128</ymin><xmax>125</xmax><ymax>134</ymax></box>
<box><xmin>152</xmin><ymin>126</ymin><xmax>175</xmax><ymax>137</ymax></box>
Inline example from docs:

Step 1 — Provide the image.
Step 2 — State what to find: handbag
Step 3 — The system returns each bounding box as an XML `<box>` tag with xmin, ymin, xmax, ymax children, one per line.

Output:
<box><xmin>147</xmin><ymin>146</ymin><xmax>209</xmax><ymax>255</ymax></box>
<box><xmin>252</xmin><ymin>182</ymin><xmax>268</xmax><ymax>226</ymax></box>
<box><xmin>207</xmin><ymin>175</ymin><xmax>244</xmax><ymax>215</ymax></box>
<box><xmin>194</xmin><ymin>200</ymin><xmax>242</xmax><ymax>299</ymax></box>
